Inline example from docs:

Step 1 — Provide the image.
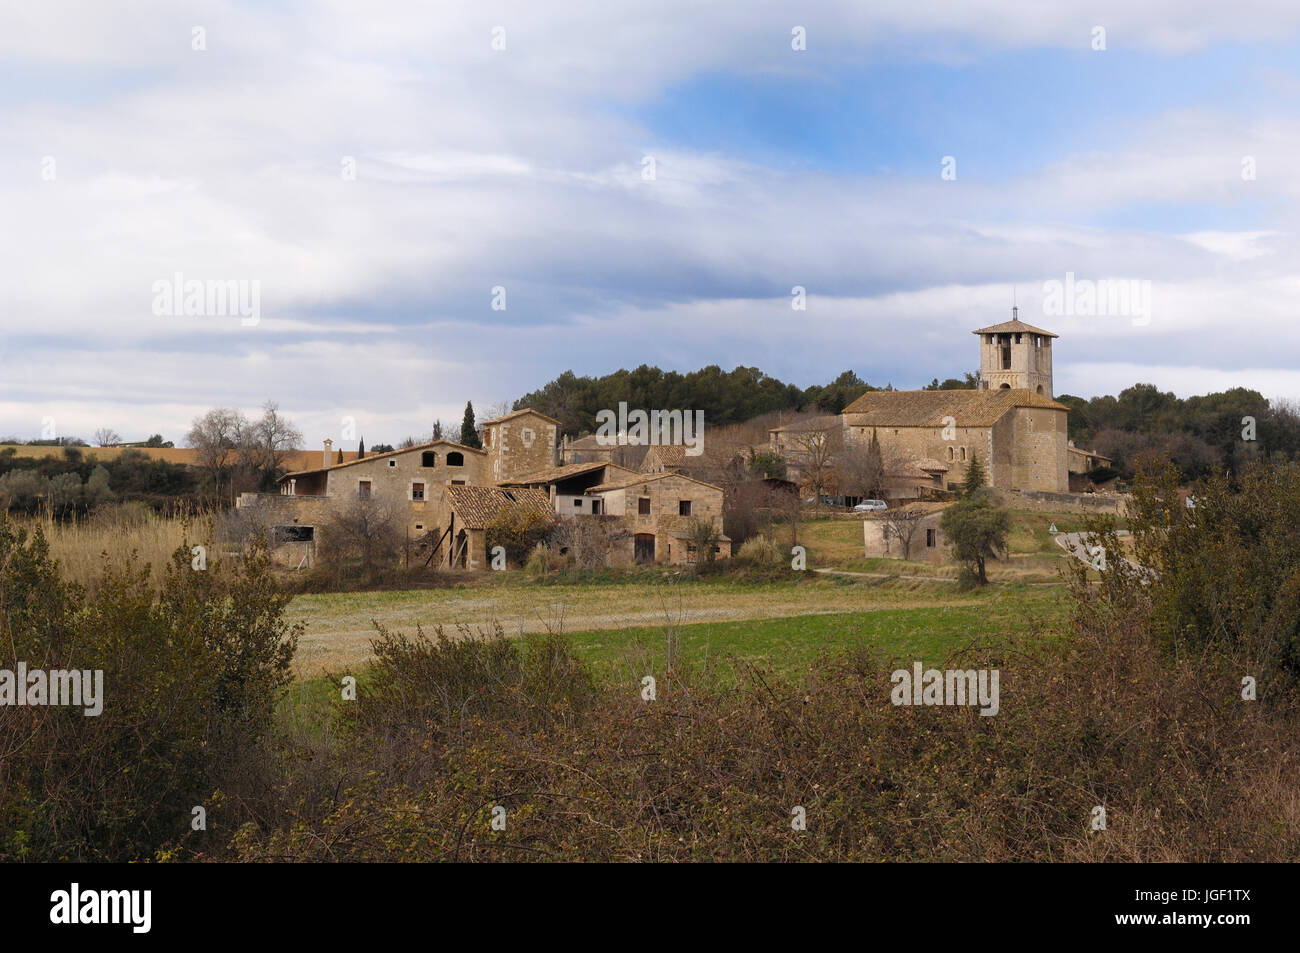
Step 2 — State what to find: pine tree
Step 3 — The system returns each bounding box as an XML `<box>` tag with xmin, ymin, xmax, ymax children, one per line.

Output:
<box><xmin>358</xmin><ymin>437</ymin><xmax>365</xmax><ymax>459</ymax></box>
<box><xmin>460</xmin><ymin>402</ymin><xmax>482</xmax><ymax>449</ymax></box>
<box><xmin>962</xmin><ymin>450</ymin><xmax>986</xmax><ymax>497</ymax></box>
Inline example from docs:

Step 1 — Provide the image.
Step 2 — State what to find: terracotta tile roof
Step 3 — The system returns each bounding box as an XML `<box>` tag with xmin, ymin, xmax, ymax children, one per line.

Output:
<box><xmin>279</xmin><ymin>439</ymin><xmax>486</xmax><ymax>481</ymax></box>
<box><xmin>843</xmin><ymin>388</ymin><xmax>1066</xmax><ymax>427</ymax></box>
<box><xmin>887</xmin><ymin>457</ymin><xmax>951</xmax><ymax>479</ymax></box>
<box><xmin>667</xmin><ymin>530</ymin><xmax>733</xmax><ymax>542</ymax></box>
<box><xmin>911</xmin><ymin>457</ymin><xmax>950</xmax><ymax>472</ymax></box>
<box><xmin>768</xmin><ymin>414</ymin><xmax>841</xmax><ymax>435</ymax></box>
<box><xmin>501</xmin><ymin>461</ymin><xmax>637</xmax><ymax>485</ymax></box>
<box><xmin>587</xmin><ymin>471</ymin><xmax>724</xmax><ymax>494</ymax></box>
<box><xmin>643</xmin><ymin>445</ymin><xmax>687</xmax><ymax>468</ymax></box>
<box><xmin>481</xmin><ymin>408</ymin><xmax>561</xmax><ymax>427</ymax></box>
<box><xmin>971</xmin><ymin>318</ymin><xmax>1058</xmax><ymax>338</ymax></box>
<box><xmin>444</xmin><ymin>485</ymin><xmax>554</xmax><ymax>530</ymax></box>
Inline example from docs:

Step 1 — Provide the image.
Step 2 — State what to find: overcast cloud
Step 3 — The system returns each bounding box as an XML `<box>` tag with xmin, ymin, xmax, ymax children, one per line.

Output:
<box><xmin>2</xmin><ymin>1</ymin><xmax>1299</xmax><ymax>446</ymax></box>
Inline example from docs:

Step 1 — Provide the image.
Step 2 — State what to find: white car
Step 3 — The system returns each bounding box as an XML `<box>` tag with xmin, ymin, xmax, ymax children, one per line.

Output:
<box><xmin>853</xmin><ymin>499</ymin><xmax>888</xmax><ymax>512</ymax></box>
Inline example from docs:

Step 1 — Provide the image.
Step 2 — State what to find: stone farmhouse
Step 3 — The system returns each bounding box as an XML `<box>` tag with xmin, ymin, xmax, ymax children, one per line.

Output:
<box><xmin>769</xmin><ymin>313</ymin><xmax>1106</xmax><ymax>500</ymax></box>
<box><xmin>237</xmin><ymin>408</ymin><xmax>729</xmax><ymax>569</ymax></box>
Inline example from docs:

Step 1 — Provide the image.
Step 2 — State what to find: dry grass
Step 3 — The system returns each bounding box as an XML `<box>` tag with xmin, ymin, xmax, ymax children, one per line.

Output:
<box><xmin>284</xmin><ymin>576</ymin><xmax>1048</xmax><ymax>677</ymax></box>
<box><xmin>36</xmin><ymin>505</ymin><xmax>218</xmax><ymax>593</ymax></box>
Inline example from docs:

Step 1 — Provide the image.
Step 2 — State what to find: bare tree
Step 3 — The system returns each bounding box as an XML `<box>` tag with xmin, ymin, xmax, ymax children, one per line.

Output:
<box><xmin>549</xmin><ymin>516</ymin><xmax>629</xmax><ymax>568</ymax></box>
<box><xmin>838</xmin><ymin>428</ymin><xmax>886</xmax><ymax>501</ymax></box>
<box><xmin>319</xmin><ymin>497</ymin><xmax>404</xmax><ymax>580</ymax></box>
<box><xmin>787</xmin><ymin>420</ymin><xmax>842</xmax><ymax>515</ymax></box>
<box><xmin>246</xmin><ymin>401</ymin><xmax>304</xmax><ymax>490</ymax></box>
<box><xmin>881</xmin><ymin>507</ymin><xmax>925</xmax><ymax>560</ymax></box>
<box><xmin>93</xmin><ymin>428</ymin><xmax>121</xmax><ymax>447</ymax></box>
<box><xmin>187</xmin><ymin>408</ymin><xmax>248</xmax><ymax>500</ymax></box>
<box><xmin>483</xmin><ymin>401</ymin><xmax>513</xmax><ymax>422</ymax></box>
<box><xmin>685</xmin><ymin>516</ymin><xmax>723</xmax><ymax>567</ymax></box>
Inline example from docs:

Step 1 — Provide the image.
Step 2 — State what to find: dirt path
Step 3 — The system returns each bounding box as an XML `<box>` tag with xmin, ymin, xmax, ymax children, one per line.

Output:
<box><xmin>285</xmin><ymin>580</ymin><xmax>976</xmax><ymax>677</ymax></box>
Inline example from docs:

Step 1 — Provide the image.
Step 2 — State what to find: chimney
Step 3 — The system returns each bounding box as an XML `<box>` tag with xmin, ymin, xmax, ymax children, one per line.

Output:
<box><xmin>323</xmin><ymin>438</ymin><xmax>333</xmax><ymax>469</ymax></box>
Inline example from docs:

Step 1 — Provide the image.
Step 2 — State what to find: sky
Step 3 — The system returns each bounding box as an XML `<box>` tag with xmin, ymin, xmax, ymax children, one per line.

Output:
<box><xmin>3</xmin><ymin>0</ymin><xmax>1300</xmax><ymax>448</ymax></box>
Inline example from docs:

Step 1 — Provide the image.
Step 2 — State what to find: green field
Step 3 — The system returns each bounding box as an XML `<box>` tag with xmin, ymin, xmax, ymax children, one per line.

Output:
<box><xmin>563</xmin><ymin>584</ymin><xmax>1066</xmax><ymax>682</ymax></box>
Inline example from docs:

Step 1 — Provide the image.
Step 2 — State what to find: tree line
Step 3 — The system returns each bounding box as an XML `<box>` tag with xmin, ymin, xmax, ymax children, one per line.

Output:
<box><xmin>515</xmin><ymin>365</ymin><xmax>1300</xmax><ymax>479</ymax></box>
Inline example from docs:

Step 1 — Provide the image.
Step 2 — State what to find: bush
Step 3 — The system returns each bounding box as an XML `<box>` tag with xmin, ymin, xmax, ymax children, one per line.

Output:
<box><xmin>736</xmin><ymin>534</ymin><xmax>782</xmax><ymax>567</ymax></box>
<box><xmin>525</xmin><ymin>544</ymin><xmax>551</xmax><ymax>577</ymax></box>
<box><xmin>0</xmin><ymin>517</ymin><xmax>301</xmax><ymax>861</ymax></box>
<box><xmin>485</xmin><ymin>505</ymin><xmax>555</xmax><ymax>567</ymax></box>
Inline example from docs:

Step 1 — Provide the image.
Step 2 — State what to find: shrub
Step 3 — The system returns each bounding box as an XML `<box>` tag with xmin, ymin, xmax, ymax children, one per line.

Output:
<box><xmin>524</xmin><ymin>544</ymin><xmax>551</xmax><ymax>577</ymax></box>
<box><xmin>736</xmin><ymin>534</ymin><xmax>782</xmax><ymax>567</ymax></box>
<box><xmin>0</xmin><ymin>517</ymin><xmax>301</xmax><ymax>862</ymax></box>
<box><xmin>485</xmin><ymin>505</ymin><xmax>555</xmax><ymax>567</ymax></box>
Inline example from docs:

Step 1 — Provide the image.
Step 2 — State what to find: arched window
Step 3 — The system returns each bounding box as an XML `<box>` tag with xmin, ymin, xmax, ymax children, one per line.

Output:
<box><xmin>421</xmin><ymin>451</ymin><xmax>437</xmax><ymax>467</ymax></box>
<box><xmin>960</xmin><ymin>447</ymin><xmax>967</xmax><ymax>462</ymax></box>
<box><xmin>1036</xmin><ymin>385</ymin><xmax>1044</xmax><ymax>395</ymax></box>
<box><xmin>947</xmin><ymin>447</ymin><xmax>954</xmax><ymax>462</ymax></box>
<box><xmin>999</xmin><ymin>383</ymin><xmax>1011</xmax><ymax>389</ymax></box>
<box><xmin>446</xmin><ymin>451</ymin><xmax>464</xmax><ymax>467</ymax></box>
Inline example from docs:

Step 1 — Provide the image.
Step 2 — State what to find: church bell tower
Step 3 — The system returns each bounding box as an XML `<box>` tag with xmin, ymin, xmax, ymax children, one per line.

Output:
<box><xmin>972</xmin><ymin>307</ymin><xmax>1057</xmax><ymax>397</ymax></box>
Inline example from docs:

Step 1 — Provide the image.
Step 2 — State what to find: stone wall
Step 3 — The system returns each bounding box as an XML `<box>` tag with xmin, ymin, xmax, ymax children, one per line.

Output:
<box><xmin>485</xmin><ymin>411</ymin><xmax>558</xmax><ymax>482</ymax></box>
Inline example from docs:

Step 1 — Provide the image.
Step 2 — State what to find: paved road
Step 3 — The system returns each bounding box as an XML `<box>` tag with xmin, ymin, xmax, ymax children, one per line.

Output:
<box><xmin>1055</xmin><ymin>530</ymin><xmax>1155</xmax><ymax>579</ymax></box>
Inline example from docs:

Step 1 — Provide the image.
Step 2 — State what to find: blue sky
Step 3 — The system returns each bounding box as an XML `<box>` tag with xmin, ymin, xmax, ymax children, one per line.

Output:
<box><xmin>3</xmin><ymin>1</ymin><xmax>1300</xmax><ymax>446</ymax></box>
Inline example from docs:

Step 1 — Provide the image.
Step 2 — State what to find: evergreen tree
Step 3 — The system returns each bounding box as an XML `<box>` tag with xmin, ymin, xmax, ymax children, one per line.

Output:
<box><xmin>962</xmin><ymin>450</ymin><xmax>986</xmax><ymax>497</ymax></box>
<box><xmin>358</xmin><ymin>437</ymin><xmax>365</xmax><ymax>459</ymax></box>
<box><xmin>336</xmin><ymin>449</ymin><xmax>343</xmax><ymax>464</ymax></box>
<box><xmin>460</xmin><ymin>402</ymin><xmax>482</xmax><ymax>449</ymax></box>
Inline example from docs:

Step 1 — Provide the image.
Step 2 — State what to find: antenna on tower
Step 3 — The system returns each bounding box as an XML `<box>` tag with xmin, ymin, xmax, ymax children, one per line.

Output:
<box><xmin>1012</xmin><ymin>287</ymin><xmax>1018</xmax><ymax>322</ymax></box>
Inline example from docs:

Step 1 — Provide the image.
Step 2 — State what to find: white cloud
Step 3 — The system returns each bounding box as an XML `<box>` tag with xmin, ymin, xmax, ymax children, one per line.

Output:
<box><xmin>3</xmin><ymin>2</ymin><xmax>1300</xmax><ymax>441</ymax></box>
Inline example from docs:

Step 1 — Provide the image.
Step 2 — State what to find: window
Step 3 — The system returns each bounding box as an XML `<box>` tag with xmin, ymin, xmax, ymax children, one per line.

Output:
<box><xmin>679</xmin><ymin>500</ymin><xmax>692</xmax><ymax>516</ymax></box>
<box><xmin>960</xmin><ymin>447</ymin><xmax>967</xmax><ymax>462</ymax></box>
<box><xmin>451</xmin><ymin>479</ymin><xmax>466</xmax><ymax>485</ymax></box>
<box><xmin>421</xmin><ymin>451</ymin><xmax>437</xmax><ymax>467</ymax></box>
<box><xmin>638</xmin><ymin>497</ymin><xmax>651</xmax><ymax>516</ymax></box>
<box><xmin>574</xmin><ymin>498</ymin><xmax>583</xmax><ymax>507</ymax></box>
<box><xmin>415</xmin><ymin>524</ymin><xmax>424</xmax><ymax>531</ymax></box>
<box><xmin>1001</xmin><ymin>345</ymin><xmax>1012</xmax><ymax>370</ymax></box>
<box><xmin>926</xmin><ymin>529</ymin><xmax>936</xmax><ymax>547</ymax></box>
<box><xmin>388</xmin><ymin>459</ymin><xmax>397</xmax><ymax>467</ymax></box>
<box><xmin>947</xmin><ymin>447</ymin><xmax>954</xmax><ymax>462</ymax></box>
<box><xmin>412</xmin><ymin>482</ymin><xmax>425</xmax><ymax>501</ymax></box>
<box><xmin>446</xmin><ymin>451</ymin><xmax>464</xmax><ymax>467</ymax></box>
<box><xmin>358</xmin><ymin>481</ymin><xmax>371</xmax><ymax>500</ymax></box>
<box><xmin>274</xmin><ymin>525</ymin><xmax>314</xmax><ymax>543</ymax></box>
<box><xmin>591</xmin><ymin>498</ymin><xmax>602</xmax><ymax>515</ymax></box>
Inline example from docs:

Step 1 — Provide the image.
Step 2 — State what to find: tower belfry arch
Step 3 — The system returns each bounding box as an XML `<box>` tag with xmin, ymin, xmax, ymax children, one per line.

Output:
<box><xmin>972</xmin><ymin>309</ymin><xmax>1057</xmax><ymax>397</ymax></box>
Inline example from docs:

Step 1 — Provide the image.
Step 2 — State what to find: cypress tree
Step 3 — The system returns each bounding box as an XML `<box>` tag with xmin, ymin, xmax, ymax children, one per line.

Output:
<box><xmin>460</xmin><ymin>402</ymin><xmax>482</xmax><ymax>449</ymax></box>
<box><xmin>963</xmin><ymin>450</ymin><xmax>986</xmax><ymax>497</ymax></box>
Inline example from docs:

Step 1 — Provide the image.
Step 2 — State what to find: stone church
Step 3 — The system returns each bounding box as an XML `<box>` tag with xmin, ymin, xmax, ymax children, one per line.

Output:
<box><xmin>770</xmin><ymin>311</ymin><xmax>1082</xmax><ymax>496</ymax></box>
<box><xmin>842</xmin><ymin>311</ymin><xmax>1069</xmax><ymax>493</ymax></box>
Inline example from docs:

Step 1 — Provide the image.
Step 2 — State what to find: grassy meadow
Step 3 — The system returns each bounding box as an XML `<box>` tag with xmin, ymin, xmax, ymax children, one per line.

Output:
<box><xmin>30</xmin><ymin>506</ymin><xmax>1081</xmax><ymax>683</ymax></box>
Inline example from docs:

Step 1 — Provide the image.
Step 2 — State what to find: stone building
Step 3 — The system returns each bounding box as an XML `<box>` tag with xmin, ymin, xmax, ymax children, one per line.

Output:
<box><xmin>841</xmin><ymin>387</ymin><xmax>1069</xmax><ymax>494</ymax></box>
<box><xmin>238</xmin><ymin>405</ymin><xmax>729</xmax><ymax>569</ymax></box>
<box><xmin>764</xmin><ymin>314</ymin><xmax>1079</xmax><ymax>498</ymax></box>
<box><xmin>974</xmin><ymin>309</ymin><xmax>1056</xmax><ymax>396</ymax></box>
<box><xmin>582</xmin><ymin>471</ymin><xmax>729</xmax><ymax>565</ymax></box>
<box><xmin>481</xmin><ymin>409</ymin><xmax>561</xmax><ymax>483</ymax></box>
